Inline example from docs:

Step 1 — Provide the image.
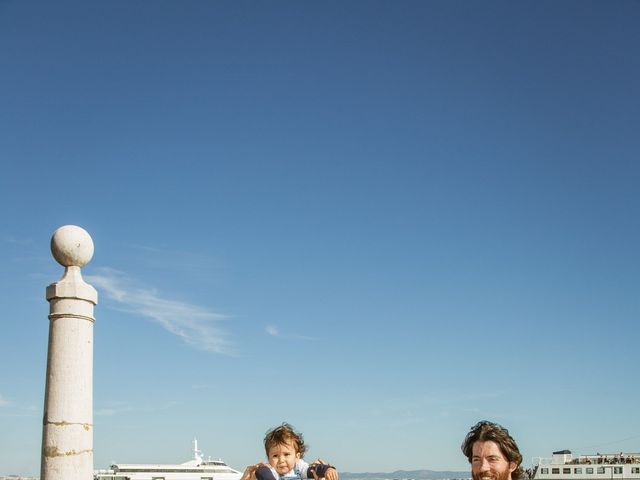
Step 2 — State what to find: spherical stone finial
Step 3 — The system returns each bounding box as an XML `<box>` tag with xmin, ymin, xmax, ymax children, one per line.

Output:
<box><xmin>51</xmin><ymin>225</ymin><xmax>94</xmax><ymax>267</ymax></box>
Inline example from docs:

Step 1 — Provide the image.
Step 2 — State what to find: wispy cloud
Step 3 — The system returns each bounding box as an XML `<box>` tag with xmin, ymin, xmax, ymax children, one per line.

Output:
<box><xmin>192</xmin><ymin>384</ymin><xmax>214</xmax><ymax>390</ymax></box>
<box><xmin>359</xmin><ymin>390</ymin><xmax>516</xmax><ymax>428</ymax></box>
<box><xmin>458</xmin><ymin>390</ymin><xmax>509</xmax><ymax>401</ymax></box>
<box><xmin>86</xmin><ymin>267</ymin><xmax>234</xmax><ymax>355</ymax></box>
<box><xmin>128</xmin><ymin>244</ymin><xmax>224</xmax><ymax>275</ymax></box>
<box><xmin>265</xmin><ymin>324</ymin><xmax>314</xmax><ymax>341</ymax></box>
<box><xmin>95</xmin><ymin>408</ymin><xmax>119</xmax><ymax>416</ymax></box>
<box><xmin>0</xmin><ymin>399</ymin><xmax>39</xmax><ymax>418</ymax></box>
<box><xmin>1</xmin><ymin>234</ymin><xmax>34</xmax><ymax>246</ymax></box>
<box><xmin>95</xmin><ymin>400</ymin><xmax>132</xmax><ymax>417</ymax></box>
<box><xmin>95</xmin><ymin>400</ymin><xmax>178</xmax><ymax>417</ymax></box>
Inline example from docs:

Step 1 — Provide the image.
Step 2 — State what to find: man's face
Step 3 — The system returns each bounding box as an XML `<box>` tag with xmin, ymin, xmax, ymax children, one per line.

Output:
<box><xmin>471</xmin><ymin>441</ymin><xmax>516</xmax><ymax>480</ymax></box>
<box><xmin>267</xmin><ymin>441</ymin><xmax>300</xmax><ymax>475</ymax></box>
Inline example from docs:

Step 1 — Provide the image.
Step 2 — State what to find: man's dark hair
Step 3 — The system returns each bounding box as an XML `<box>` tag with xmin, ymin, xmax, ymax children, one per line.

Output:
<box><xmin>461</xmin><ymin>420</ymin><xmax>523</xmax><ymax>480</ymax></box>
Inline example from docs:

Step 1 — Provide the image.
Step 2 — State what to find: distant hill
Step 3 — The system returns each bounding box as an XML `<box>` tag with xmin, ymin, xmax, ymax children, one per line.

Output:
<box><xmin>342</xmin><ymin>470</ymin><xmax>470</xmax><ymax>480</ymax></box>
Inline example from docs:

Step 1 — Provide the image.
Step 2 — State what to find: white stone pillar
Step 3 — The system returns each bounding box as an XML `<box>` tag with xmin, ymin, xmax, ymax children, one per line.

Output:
<box><xmin>41</xmin><ymin>225</ymin><xmax>98</xmax><ymax>480</ymax></box>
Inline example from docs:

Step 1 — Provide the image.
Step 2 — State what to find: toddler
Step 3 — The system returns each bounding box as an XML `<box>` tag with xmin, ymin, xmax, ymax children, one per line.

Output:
<box><xmin>243</xmin><ymin>423</ymin><xmax>338</xmax><ymax>480</ymax></box>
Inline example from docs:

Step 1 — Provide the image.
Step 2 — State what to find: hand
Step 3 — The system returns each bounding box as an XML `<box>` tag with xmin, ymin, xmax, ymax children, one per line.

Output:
<box><xmin>310</xmin><ymin>459</ymin><xmax>339</xmax><ymax>480</ymax></box>
<box><xmin>241</xmin><ymin>463</ymin><xmax>267</xmax><ymax>480</ymax></box>
<box><xmin>324</xmin><ymin>467</ymin><xmax>338</xmax><ymax>480</ymax></box>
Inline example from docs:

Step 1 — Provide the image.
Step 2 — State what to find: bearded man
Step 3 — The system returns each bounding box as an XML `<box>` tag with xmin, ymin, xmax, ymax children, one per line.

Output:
<box><xmin>461</xmin><ymin>421</ymin><xmax>523</xmax><ymax>480</ymax></box>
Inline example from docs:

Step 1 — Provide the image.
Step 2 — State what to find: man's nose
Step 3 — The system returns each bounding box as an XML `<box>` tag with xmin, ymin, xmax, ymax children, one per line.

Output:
<box><xmin>479</xmin><ymin>459</ymin><xmax>491</xmax><ymax>471</ymax></box>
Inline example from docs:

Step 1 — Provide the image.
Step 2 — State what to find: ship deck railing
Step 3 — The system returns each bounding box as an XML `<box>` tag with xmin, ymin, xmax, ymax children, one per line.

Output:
<box><xmin>534</xmin><ymin>454</ymin><xmax>640</xmax><ymax>466</ymax></box>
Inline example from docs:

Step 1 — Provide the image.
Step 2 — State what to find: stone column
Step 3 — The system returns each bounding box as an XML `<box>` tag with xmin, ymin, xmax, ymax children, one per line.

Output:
<box><xmin>41</xmin><ymin>225</ymin><xmax>98</xmax><ymax>480</ymax></box>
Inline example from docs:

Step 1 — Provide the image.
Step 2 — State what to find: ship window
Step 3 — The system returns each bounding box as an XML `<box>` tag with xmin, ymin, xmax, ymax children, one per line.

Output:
<box><xmin>587</xmin><ymin>468</ymin><xmax>594</xmax><ymax>474</ymax></box>
<box><xmin>202</xmin><ymin>477</ymin><xmax>214</xmax><ymax>480</ymax></box>
<box><xmin>541</xmin><ymin>469</ymin><xmax>549</xmax><ymax>474</ymax></box>
<box><xmin>597</xmin><ymin>468</ymin><xmax>605</xmax><ymax>474</ymax></box>
<box><xmin>614</xmin><ymin>468</ymin><xmax>623</xmax><ymax>474</ymax></box>
<box><xmin>632</xmin><ymin>468</ymin><xmax>640</xmax><ymax>474</ymax></box>
<box><xmin>552</xmin><ymin>469</ymin><xmax>560</xmax><ymax>474</ymax></box>
<box><xmin>564</xmin><ymin>469</ymin><xmax>571</xmax><ymax>474</ymax></box>
<box><xmin>575</xmin><ymin>469</ymin><xmax>582</xmax><ymax>474</ymax></box>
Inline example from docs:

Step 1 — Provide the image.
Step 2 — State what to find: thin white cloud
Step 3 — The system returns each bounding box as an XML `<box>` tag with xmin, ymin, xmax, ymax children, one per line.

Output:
<box><xmin>192</xmin><ymin>384</ymin><xmax>214</xmax><ymax>390</ymax></box>
<box><xmin>459</xmin><ymin>390</ymin><xmax>509</xmax><ymax>401</ymax></box>
<box><xmin>1</xmin><ymin>235</ymin><xmax>34</xmax><ymax>246</ymax></box>
<box><xmin>86</xmin><ymin>267</ymin><xmax>234</xmax><ymax>355</ymax></box>
<box><xmin>128</xmin><ymin>243</ymin><xmax>224</xmax><ymax>275</ymax></box>
<box><xmin>95</xmin><ymin>400</ymin><xmax>177</xmax><ymax>417</ymax></box>
<box><xmin>95</xmin><ymin>401</ymin><xmax>132</xmax><ymax>417</ymax></box>
<box><xmin>264</xmin><ymin>324</ymin><xmax>315</xmax><ymax>341</ymax></box>
<box><xmin>95</xmin><ymin>408</ymin><xmax>117</xmax><ymax>416</ymax></box>
<box><xmin>0</xmin><ymin>399</ymin><xmax>39</xmax><ymax>418</ymax></box>
<box><xmin>361</xmin><ymin>391</ymin><xmax>515</xmax><ymax>428</ymax></box>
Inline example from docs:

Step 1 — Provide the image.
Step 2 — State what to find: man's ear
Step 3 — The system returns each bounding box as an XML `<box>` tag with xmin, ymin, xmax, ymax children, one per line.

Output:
<box><xmin>509</xmin><ymin>463</ymin><xmax>517</xmax><ymax>473</ymax></box>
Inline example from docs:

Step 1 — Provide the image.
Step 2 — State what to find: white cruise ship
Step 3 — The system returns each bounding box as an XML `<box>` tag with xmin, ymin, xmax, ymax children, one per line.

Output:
<box><xmin>94</xmin><ymin>439</ymin><xmax>243</xmax><ymax>480</ymax></box>
<box><xmin>531</xmin><ymin>450</ymin><xmax>640</xmax><ymax>480</ymax></box>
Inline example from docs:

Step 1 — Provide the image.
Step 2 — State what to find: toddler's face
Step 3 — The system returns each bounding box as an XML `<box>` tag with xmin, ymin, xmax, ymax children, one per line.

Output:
<box><xmin>267</xmin><ymin>441</ymin><xmax>300</xmax><ymax>475</ymax></box>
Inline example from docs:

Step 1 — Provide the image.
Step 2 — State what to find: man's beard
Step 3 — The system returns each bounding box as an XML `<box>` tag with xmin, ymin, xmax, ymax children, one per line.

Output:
<box><xmin>472</xmin><ymin>467</ymin><xmax>512</xmax><ymax>480</ymax></box>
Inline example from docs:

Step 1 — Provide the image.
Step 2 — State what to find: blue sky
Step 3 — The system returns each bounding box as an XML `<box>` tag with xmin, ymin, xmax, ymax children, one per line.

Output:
<box><xmin>1</xmin><ymin>0</ymin><xmax>639</xmax><ymax>476</ymax></box>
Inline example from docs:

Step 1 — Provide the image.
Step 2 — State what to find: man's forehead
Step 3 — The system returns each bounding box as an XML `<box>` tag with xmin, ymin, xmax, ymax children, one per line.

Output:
<box><xmin>472</xmin><ymin>440</ymin><xmax>506</xmax><ymax>457</ymax></box>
